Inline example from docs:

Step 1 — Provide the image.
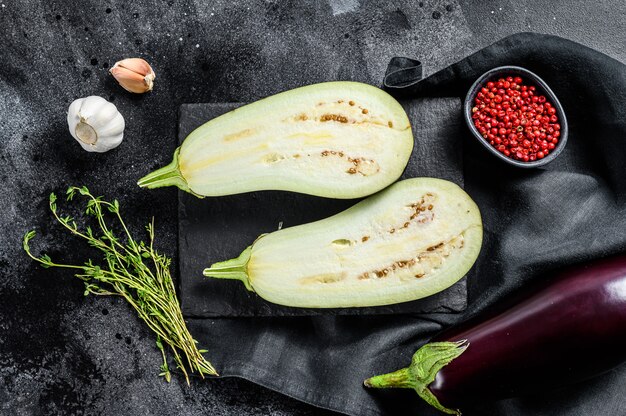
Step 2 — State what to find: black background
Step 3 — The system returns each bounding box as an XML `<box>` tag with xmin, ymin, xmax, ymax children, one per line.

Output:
<box><xmin>1</xmin><ymin>1</ymin><xmax>625</xmax><ymax>415</ymax></box>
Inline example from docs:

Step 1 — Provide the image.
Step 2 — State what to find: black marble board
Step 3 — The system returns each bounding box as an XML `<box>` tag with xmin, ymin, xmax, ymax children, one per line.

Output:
<box><xmin>178</xmin><ymin>99</ymin><xmax>468</xmax><ymax>317</ymax></box>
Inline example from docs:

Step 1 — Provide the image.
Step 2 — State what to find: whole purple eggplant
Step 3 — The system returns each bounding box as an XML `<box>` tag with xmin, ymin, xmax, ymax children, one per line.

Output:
<box><xmin>364</xmin><ymin>255</ymin><xmax>626</xmax><ymax>415</ymax></box>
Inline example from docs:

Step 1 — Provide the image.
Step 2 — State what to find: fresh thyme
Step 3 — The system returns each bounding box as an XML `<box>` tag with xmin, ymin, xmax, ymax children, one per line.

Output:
<box><xmin>22</xmin><ymin>186</ymin><xmax>217</xmax><ymax>383</ymax></box>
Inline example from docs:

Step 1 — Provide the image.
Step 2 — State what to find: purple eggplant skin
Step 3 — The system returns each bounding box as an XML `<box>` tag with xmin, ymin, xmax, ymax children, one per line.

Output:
<box><xmin>365</xmin><ymin>255</ymin><xmax>626</xmax><ymax>414</ymax></box>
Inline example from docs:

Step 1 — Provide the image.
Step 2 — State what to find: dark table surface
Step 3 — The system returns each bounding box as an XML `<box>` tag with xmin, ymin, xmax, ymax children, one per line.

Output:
<box><xmin>1</xmin><ymin>1</ymin><xmax>625</xmax><ymax>415</ymax></box>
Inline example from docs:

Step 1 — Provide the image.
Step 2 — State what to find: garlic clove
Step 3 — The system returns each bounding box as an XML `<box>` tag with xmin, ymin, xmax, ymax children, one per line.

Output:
<box><xmin>110</xmin><ymin>58</ymin><xmax>155</xmax><ymax>93</ymax></box>
<box><xmin>110</xmin><ymin>67</ymin><xmax>151</xmax><ymax>93</ymax></box>
<box><xmin>115</xmin><ymin>57</ymin><xmax>153</xmax><ymax>76</ymax></box>
<box><xmin>88</xmin><ymin>101</ymin><xmax>121</xmax><ymax>130</ymax></box>
<box><xmin>96</xmin><ymin>113</ymin><xmax>125</xmax><ymax>137</ymax></box>
<box><xmin>74</xmin><ymin>95</ymin><xmax>108</xmax><ymax>122</ymax></box>
<box><xmin>67</xmin><ymin>96</ymin><xmax>125</xmax><ymax>153</ymax></box>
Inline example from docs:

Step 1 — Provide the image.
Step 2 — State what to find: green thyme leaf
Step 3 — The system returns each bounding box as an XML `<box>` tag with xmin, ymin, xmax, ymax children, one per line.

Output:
<box><xmin>22</xmin><ymin>187</ymin><xmax>217</xmax><ymax>383</ymax></box>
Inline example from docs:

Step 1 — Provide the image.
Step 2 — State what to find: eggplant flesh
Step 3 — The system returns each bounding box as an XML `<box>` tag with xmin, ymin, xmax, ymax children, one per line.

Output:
<box><xmin>365</xmin><ymin>255</ymin><xmax>626</xmax><ymax>415</ymax></box>
<box><xmin>203</xmin><ymin>178</ymin><xmax>483</xmax><ymax>308</ymax></box>
<box><xmin>138</xmin><ymin>81</ymin><xmax>414</xmax><ymax>199</ymax></box>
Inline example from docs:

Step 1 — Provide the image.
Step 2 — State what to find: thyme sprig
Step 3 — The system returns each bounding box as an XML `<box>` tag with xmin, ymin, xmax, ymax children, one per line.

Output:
<box><xmin>23</xmin><ymin>186</ymin><xmax>217</xmax><ymax>383</ymax></box>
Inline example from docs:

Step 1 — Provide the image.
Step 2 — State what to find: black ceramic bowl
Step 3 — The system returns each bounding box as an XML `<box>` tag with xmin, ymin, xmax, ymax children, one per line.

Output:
<box><xmin>464</xmin><ymin>66</ymin><xmax>568</xmax><ymax>168</ymax></box>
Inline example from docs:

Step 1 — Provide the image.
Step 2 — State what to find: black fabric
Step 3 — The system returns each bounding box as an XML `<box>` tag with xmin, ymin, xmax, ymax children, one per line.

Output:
<box><xmin>178</xmin><ymin>99</ymin><xmax>468</xmax><ymax>317</ymax></box>
<box><xmin>384</xmin><ymin>56</ymin><xmax>423</xmax><ymax>89</ymax></box>
<box><xmin>187</xmin><ymin>32</ymin><xmax>626</xmax><ymax>416</ymax></box>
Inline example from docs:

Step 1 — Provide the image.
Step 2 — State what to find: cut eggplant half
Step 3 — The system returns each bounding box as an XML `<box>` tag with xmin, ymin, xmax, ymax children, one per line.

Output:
<box><xmin>203</xmin><ymin>178</ymin><xmax>483</xmax><ymax>308</ymax></box>
<box><xmin>138</xmin><ymin>81</ymin><xmax>414</xmax><ymax>199</ymax></box>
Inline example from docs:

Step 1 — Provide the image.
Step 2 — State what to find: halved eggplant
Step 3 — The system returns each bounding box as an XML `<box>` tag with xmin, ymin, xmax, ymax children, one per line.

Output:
<box><xmin>203</xmin><ymin>178</ymin><xmax>483</xmax><ymax>308</ymax></box>
<box><xmin>138</xmin><ymin>81</ymin><xmax>414</xmax><ymax>199</ymax></box>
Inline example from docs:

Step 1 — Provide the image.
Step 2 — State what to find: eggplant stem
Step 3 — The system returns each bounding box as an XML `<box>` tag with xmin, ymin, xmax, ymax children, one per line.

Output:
<box><xmin>364</xmin><ymin>340</ymin><xmax>468</xmax><ymax>415</ymax></box>
<box><xmin>203</xmin><ymin>246</ymin><xmax>253</xmax><ymax>291</ymax></box>
<box><xmin>363</xmin><ymin>367</ymin><xmax>412</xmax><ymax>389</ymax></box>
<box><xmin>137</xmin><ymin>147</ymin><xmax>202</xmax><ymax>198</ymax></box>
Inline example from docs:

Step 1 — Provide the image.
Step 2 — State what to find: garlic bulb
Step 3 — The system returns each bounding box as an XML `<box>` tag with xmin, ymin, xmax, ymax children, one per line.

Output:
<box><xmin>110</xmin><ymin>58</ymin><xmax>155</xmax><ymax>94</ymax></box>
<box><xmin>67</xmin><ymin>96</ymin><xmax>125</xmax><ymax>153</ymax></box>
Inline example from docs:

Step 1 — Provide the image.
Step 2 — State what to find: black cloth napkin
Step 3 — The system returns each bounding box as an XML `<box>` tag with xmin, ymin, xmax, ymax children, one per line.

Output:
<box><xmin>187</xmin><ymin>32</ymin><xmax>626</xmax><ymax>416</ymax></box>
<box><xmin>178</xmin><ymin>98</ymin><xmax>468</xmax><ymax>317</ymax></box>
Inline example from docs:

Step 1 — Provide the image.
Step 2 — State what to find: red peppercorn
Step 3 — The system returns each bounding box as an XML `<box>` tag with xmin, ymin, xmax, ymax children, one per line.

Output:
<box><xmin>472</xmin><ymin>75</ymin><xmax>561</xmax><ymax>162</ymax></box>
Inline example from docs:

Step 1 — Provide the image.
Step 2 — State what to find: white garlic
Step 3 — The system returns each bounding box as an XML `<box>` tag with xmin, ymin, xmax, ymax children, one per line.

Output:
<box><xmin>67</xmin><ymin>96</ymin><xmax>125</xmax><ymax>153</ymax></box>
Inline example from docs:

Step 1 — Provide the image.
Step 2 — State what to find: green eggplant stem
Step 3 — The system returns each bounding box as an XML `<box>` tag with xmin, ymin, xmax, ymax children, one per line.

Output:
<box><xmin>137</xmin><ymin>147</ymin><xmax>201</xmax><ymax>197</ymax></box>
<box><xmin>203</xmin><ymin>246</ymin><xmax>254</xmax><ymax>291</ymax></box>
<box><xmin>364</xmin><ymin>340</ymin><xmax>468</xmax><ymax>416</ymax></box>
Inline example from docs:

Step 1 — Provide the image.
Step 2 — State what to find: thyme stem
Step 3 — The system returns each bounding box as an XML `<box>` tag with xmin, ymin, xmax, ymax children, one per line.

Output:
<box><xmin>22</xmin><ymin>186</ymin><xmax>217</xmax><ymax>382</ymax></box>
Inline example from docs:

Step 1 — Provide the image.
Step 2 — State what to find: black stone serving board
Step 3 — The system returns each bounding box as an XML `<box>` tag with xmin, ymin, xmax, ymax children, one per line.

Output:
<box><xmin>178</xmin><ymin>99</ymin><xmax>468</xmax><ymax>317</ymax></box>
